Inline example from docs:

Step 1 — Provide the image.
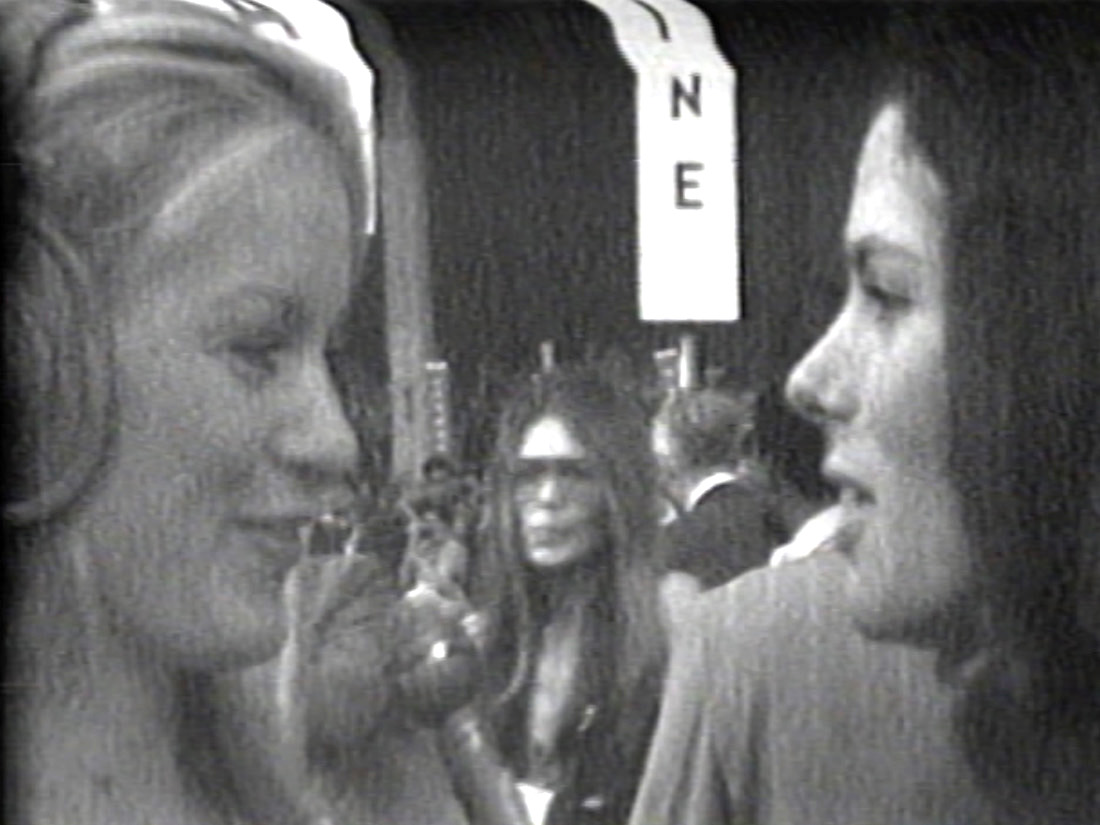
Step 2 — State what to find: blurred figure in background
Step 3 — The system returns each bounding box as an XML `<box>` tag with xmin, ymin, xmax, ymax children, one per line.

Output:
<box><xmin>652</xmin><ymin>388</ymin><xmax>788</xmax><ymax>609</ymax></box>
<box><xmin>399</xmin><ymin>453</ymin><xmax>481</xmax><ymax>589</ymax></box>
<box><xmin>210</xmin><ymin>525</ymin><xmax>478</xmax><ymax>825</ymax></box>
<box><xmin>469</xmin><ymin>362</ymin><xmax>668</xmax><ymax>825</ymax></box>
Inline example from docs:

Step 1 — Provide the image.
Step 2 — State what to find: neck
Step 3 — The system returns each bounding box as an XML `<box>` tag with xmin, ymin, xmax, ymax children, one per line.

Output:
<box><xmin>13</xmin><ymin>540</ymin><xmax>221</xmax><ymax>825</ymax></box>
<box><xmin>532</xmin><ymin>557</ymin><xmax>602</xmax><ymax>621</ymax></box>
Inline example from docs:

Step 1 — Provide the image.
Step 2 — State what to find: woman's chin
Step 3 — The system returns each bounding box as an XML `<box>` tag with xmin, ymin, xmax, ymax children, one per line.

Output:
<box><xmin>179</xmin><ymin>588</ymin><xmax>290</xmax><ymax>672</ymax></box>
<box><xmin>845</xmin><ymin>573</ymin><xmax>973</xmax><ymax>650</ymax></box>
<box><xmin>199</xmin><ymin>625</ymin><xmax>287</xmax><ymax>673</ymax></box>
<box><xmin>232</xmin><ymin>594</ymin><xmax>291</xmax><ymax>665</ymax></box>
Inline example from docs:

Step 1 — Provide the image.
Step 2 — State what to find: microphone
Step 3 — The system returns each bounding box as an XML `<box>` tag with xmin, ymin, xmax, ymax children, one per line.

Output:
<box><xmin>387</xmin><ymin>568</ymin><xmax>532</xmax><ymax>825</ymax></box>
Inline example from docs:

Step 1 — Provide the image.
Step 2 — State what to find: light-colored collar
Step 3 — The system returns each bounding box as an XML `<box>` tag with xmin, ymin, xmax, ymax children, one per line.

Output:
<box><xmin>685</xmin><ymin>470</ymin><xmax>740</xmax><ymax>512</ymax></box>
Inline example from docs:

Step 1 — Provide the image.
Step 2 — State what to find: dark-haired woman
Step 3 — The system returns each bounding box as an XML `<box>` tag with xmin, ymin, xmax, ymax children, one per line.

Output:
<box><xmin>469</xmin><ymin>363</ymin><xmax>669</xmax><ymax>825</ymax></box>
<box><xmin>631</xmin><ymin>7</ymin><xmax>1100</xmax><ymax>824</ymax></box>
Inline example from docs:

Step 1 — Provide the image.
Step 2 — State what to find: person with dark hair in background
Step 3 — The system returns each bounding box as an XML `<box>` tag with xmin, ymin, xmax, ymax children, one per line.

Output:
<box><xmin>652</xmin><ymin>388</ymin><xmax>787</xmax><ymax>605</ymax></box>
<box><xmin>630</xmin><ymin>7</ymin><xmax>1100</xmax><ymax>824</ymax></box>
<box><xmin>468</xmin><ymin>362</ymin><xmax>668</xmax><ymax>825</ymax></box>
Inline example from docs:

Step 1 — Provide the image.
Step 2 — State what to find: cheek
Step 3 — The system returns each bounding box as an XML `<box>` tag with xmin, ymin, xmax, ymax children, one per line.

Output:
<box><xmin>577</xmin><ymin>485</ymin><xmax>606</xmax><ymax>516</ymax></box>
<box><xmin>876</xmin><ymin>475</ymin><xmax>968</xmax><ymax>582</ymax></box>
<box><xmin>851</xmin><ymin>317</ymin><xmax>973</xmax><ymax>632</ymax></box>
<box><xmin>82</xmin><ymin>413</ymin><xmax>286</xmax><ymax>664</ymax></box>
<box><xmin>114</xmin><ymin>357</ymin><xmax>260</xmax><ymax>517</ymax></box>
<box><xmin>866</xmin><ymin>317</ymin><xmax>951</xmax><ymax>482</ymax></box>
<box><xmin>89</xmin><ymin>429</ymin><xmax>241</xmax><ymax>608</ymax></box>
<box><xmin>90</xmin><ymin>347</ymin><xmax>270</xmax><ymax>597</ymax></box>
<box><xmin>853</xmin><ymin>479</ymin><xmax>971</xmax><ymax>640</ymax></box>
<box><xmin>571</xmin><ymin>492</ymin><xmax>610</xmax><ymax>541</ymax></box>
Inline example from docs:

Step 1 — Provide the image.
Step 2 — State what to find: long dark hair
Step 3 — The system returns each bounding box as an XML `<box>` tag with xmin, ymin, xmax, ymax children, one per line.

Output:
<box><xmin>878</xmin><ymin>6</ymin><xmax>1100</xmax><ymax>814</ymax></box>
<box><xmin>468</xmin><ymin>360</ymin><xmax>667</xmax><ymax>763</ymax></box>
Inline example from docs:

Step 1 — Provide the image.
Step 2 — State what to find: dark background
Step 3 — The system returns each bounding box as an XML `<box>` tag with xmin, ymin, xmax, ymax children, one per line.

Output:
<box><xmin>350</xmin><ymin>1</ymin><xmax>889</xmax><ymax>496</ymax></box>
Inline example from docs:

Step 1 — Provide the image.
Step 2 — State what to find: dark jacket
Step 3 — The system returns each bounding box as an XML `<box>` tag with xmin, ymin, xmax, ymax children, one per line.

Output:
<box><xmin>489</xmin><ymin>596</ymin><xmax>664</xmax><ymax>825</ymax></box>
<box><xmin>660</xmin><ymin>477</ymin><xmax>786</xmax><ymax>590</ymax></box>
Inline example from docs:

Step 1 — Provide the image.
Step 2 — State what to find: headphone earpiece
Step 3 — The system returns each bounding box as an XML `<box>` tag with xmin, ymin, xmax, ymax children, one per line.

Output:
<box><xmin>4</xmin><ymin>215</ymin><xmax>116</xmax><ymax>526</ymax></box>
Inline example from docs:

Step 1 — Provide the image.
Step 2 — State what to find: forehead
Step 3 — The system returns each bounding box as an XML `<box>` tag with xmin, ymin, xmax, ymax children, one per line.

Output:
<box><xmin>123</xmin><ymin>127</ymin><xmax>354</xmax><ymax>320</ymax></box>
<box><xmin>846</xmin><ymin>103</ymin><xmax>945</xmax><ymax>264</ymax></box>
<box><xmin>518</xmin><ymin>415</ymin><xmax>587</xmax><ymax>460</ymax></box>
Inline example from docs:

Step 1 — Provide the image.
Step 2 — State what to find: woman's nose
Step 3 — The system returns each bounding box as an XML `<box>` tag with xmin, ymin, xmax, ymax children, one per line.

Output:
<box><xmin>532</xmin><ymin>472</ymin><xmax>565</xmax><ymax>505</ymax></box>
<box><xmin>270</xmin><ymin>363</ymin><xmax>360</xmax><ymax>485</ymax></box>
<box><xmin>784</xmin><ymin>320</ymin><xmax>857</xmax><ymax>427</ymax></box>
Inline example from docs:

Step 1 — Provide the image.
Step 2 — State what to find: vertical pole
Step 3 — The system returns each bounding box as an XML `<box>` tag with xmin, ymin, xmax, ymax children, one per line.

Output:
<box><xmin>539</xmin><ymin>340</ymin><xmax>556</xmax><ymax>374</ymax></box>
<box><xmin>677</xmin><ymin>332</ymin><xmax>699</xmax><ymax>390</ymax></box>
<box><xmin>352</xmin><ymin>7</ymin><xmax>437</xmax><ymax>482</ymax></box>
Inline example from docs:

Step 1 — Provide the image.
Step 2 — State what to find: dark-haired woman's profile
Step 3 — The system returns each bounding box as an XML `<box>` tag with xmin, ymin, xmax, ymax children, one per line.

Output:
<box><xmin>469</xmin><ymin>362</ymin><xmax>669</xmax><ymax>825</ymax></box>
<box><xmin>631</xmin><ymin>7</ymin><xmax>1100</xmax><ymax>824</ymax></box>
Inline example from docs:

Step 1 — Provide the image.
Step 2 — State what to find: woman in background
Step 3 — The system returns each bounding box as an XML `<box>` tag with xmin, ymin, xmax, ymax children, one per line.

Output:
<box><xmin>469</xmin><ymin>362</ymin><xmax>668</xmax><ymax>825</ymax></box>
<box><xmin>631</xmin><ymin>7</ymin><xmax>1100</xmax><ymax>823</ymax></box>
<box><xmin>3</xmin><ymin>0</ymin><xmax>371</xmax><ymax>821</ymax></box>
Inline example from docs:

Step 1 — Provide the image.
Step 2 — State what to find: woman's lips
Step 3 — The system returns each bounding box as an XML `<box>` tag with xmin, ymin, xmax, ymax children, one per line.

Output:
<box><xmin>830</xmin><ymin>487</ymin><xmax>873</xmax><ymax>557</ymax></box>
<box><xmin>524</xmin><ymin>525</ymin><xmax>576</xmax><ymax>546</ymax></box>
<box><xmin>838</xmin><ymin>484</ymin><xmax>874</xmax><ymax>508</ymax></box>
<box><xmin>235</xmin><ymin>520</ymin><xmax>310</xmax><ymax>581</ymax></box>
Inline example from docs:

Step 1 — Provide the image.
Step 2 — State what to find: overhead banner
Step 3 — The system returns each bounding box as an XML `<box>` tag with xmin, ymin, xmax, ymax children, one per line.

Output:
<box><xmin>582</xmin><ymin>0</ymin><xmax>739</xmax><ymax>322</ymax></box>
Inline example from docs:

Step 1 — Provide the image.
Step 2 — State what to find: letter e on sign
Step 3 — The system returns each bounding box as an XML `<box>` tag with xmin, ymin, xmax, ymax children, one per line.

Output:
<box><xmin>675</xmin><ymin>162</ymin><xmax>704</xmax><ymax>208</ymax></box>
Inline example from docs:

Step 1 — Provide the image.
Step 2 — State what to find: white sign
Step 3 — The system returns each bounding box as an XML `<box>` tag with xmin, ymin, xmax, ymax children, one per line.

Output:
<box><xmin>582</xmin><ymin>0</ymin><xmax>739</xmax><ymax>322</ymax></box>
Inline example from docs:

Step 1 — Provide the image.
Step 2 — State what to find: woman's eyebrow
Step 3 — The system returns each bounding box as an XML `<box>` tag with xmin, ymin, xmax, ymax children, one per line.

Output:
<box><xmin>846</xmin><ymin>235</ymin><xmax>924</xmax><ymax>274</ymax></box>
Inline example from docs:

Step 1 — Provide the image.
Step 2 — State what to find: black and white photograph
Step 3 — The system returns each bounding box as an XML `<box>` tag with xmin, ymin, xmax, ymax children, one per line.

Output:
<box><xmin>2</xmin><ymin>1</ymin><xmax>1098</xmax><ymax>823</ymax></box>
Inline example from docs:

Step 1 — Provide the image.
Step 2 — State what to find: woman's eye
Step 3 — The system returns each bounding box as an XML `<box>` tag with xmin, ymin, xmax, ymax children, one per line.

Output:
<box><xmin>861</xmin><ymin>281</ymin><xmax>911</xmax><ymax>315</ymax></box>
<box><xmin>558</xmin><ymin>462</ymin><xmax>599</xmax><ymax>484</ymax></box>
<box><xmin>227</xmin><ymin>335</ymin><xmax>288</xmax><ymax>380</ymax></box>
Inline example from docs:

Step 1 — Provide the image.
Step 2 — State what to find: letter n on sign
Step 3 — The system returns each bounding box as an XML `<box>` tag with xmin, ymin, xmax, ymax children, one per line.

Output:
<box><xmin>583</xmin><ymin>0</ymin><xmax>739</xmax><ymax>322</ymax></box>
